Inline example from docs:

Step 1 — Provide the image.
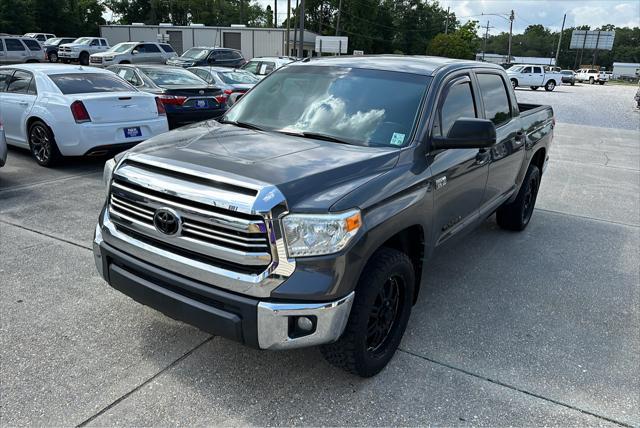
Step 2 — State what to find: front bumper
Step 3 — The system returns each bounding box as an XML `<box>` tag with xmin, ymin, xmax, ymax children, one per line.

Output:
<box><xmin>58</xmin><ymin>51</ymin><xmax>80</xmax><ymax>59</ymax></box>
<box><xmin>93</xmin><ymin>224</ymin><xmax>354</xmax><ymax>350</ymax></box>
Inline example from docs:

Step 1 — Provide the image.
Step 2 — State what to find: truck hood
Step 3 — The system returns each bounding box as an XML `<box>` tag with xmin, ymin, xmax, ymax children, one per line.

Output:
<box><xmin>124</xmin><ymin>120</ymin><xmax>400</xmax><ymax>210</ymax></box>
<box><xmin>60</xmin><ymin>43</ymin><xmax>88</xmax><ymax>49</ymax></box>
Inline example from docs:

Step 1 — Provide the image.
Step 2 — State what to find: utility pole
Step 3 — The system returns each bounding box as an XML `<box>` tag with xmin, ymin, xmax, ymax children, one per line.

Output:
<box><xmin>482</xmin><ymin>21</ymin><xmax>492</xmax><ymax>61</ymax></box>
<box><xmin>274</xmin><ymin>0</ymin><xmax>278</xmax><ymax>28</ymax></box>
<box><xmin>507</xmin><ymin>10</ymin><xmax>514</xmax><ymax>64</ymax></box>
<box><xmin>445</xmin><ymin>6</ymin><xmax>450</xmax><ymax>34</ymax></box>
<box><xmin>293</xmin><ymin>0</ymin><xmax>298</xmax><ymax>56</ymax></box>
<box><xmin>555</xmin><ymin>13</ymin><xmax>566</xmax><ymax>66</ymax></box>
<box><xmin>335</xmin><ymin>0</ymin><xmax>342</xmax><ymax>36</ymax></box>
<box><xmin>298</xmin><ymin>0</ymin><xmax>305</xmax><ymax>58</ymax></box>
<box><xmin>286</xmin><ymin>0</ymin><xmax>291</xmax><ymax>55</ymax></box>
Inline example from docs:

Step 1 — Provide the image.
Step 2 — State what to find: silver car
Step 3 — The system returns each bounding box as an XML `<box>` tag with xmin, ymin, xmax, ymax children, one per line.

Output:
<box><xmin>0</xmin><ymin>36</ymin><xmax>43</xmax><ymax>64</ymax></box>
<box><xmin>90</xmin><ymin>42</ymin><xmax>177</xmax><ymax>67</ymax></box>
<box><xmin>0</xmin><ymin>120</ymin><xmax>7</xmax><ymax>167</ymax></box>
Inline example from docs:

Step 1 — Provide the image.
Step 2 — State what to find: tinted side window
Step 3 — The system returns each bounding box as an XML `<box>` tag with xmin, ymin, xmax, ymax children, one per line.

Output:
<box><xmin>101</xmin><ymin>39</ymin><xmax>108</xmax><ymax>46</ymax></box>
<box><xmin>0</xmin><ymin>69</ymin><xmax>13</xmax><ymax>91</ymax></box>
<box><xmin>160</xmin><ymin>44</ymin><xmax>175</xmax><ymax>53</ymax></box>
<box><xmin>533</xmin><ymin>67</ymin><xmax>542</xmax><ymax>74</ymax></box>
<box><xmin>144</xmin><ymin>43</ymin><xmax>161</xmax><ymax>53</ymax></box>
<box><xmin>7</xmin><ymin>70</ymin><xmax>33</xmax><ymax>94</ymax></box>
<box><xmin>477</xmin><ymin>74</ymin><xmax>511</xmax><ymax>126</ymax></box>
<box><xmin>213</xmin><ymin>50</ymin><xmax>225</xmax><ymax>60</ymax></box>
<box><xmin>260</xmin><ymin>61</ymin><xmax>275</xmax><ymax>74</ymax></box>
<box><xmin>521</xmin><ymin>66</ymin><xmax>531</xmax><ymax>73</ymax></box>
<box><xmin>90</xmin><ymin>39</ymin><xmax>99</xmax><ymax>46</ymax></box>
<box><xmin>242</xmin><ymin>60</ymin><xmax>259</xmax><ymax>73</ymax></box>
<box><xmin>436</xmin><ymin>80</ymin><xmax>477</xmax><ymax>137</ymax></box>
<box><xmin>5</xmin><ymin>39</ymin><xmax>26</xmax><ymax>51</ymax></box>
<box><xmin>0</xmin><ymin>39</ymin><xmax>4</xmax><ymax>51</ymax></box>
<box><xmin>232</xmin><ymin>51</ymin><xmax>242</xmax><ymax>59</ymax></box>
<box><xmin>22</xmin><ymin>39</ymin><xmax>42</xmax><ymax>50</ymax></box>
<box><xmin>117</xmin><ymin>68</ymin><xmax>141</xmax><ymax>86</ymax></box>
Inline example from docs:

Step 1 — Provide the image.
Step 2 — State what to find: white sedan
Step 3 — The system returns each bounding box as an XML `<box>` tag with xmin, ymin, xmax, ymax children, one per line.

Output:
<box><xmin>0</xmin><ymin>64</ymin><xmax>169</xmax><ymax>166</ymax></box>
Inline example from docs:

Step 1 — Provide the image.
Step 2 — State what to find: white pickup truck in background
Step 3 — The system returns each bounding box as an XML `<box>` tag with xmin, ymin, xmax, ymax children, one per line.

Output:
<box><xmin>507</xmin><ymin>64</ymin><xmax>562</xmax><ymax>91</ymax></box>
<box><xmin>575</xmin><ymin>68</ymin><xmax>601</xmax><ymax>84</ymax></box>
<box><xmin>58</xmin><ymin>37</ymin><xmax>110</xmax><ymax>65</ymax></box>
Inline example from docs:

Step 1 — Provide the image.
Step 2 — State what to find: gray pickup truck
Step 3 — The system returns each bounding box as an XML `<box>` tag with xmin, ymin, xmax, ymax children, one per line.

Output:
<box><xmin>94</xmin><ymin>56</ymin><xmax>554</xmax><ymax>377</ymax></box>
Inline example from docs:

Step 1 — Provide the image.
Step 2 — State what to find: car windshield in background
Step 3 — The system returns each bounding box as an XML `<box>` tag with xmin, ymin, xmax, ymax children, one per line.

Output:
<box><xmin>73</xmin><ymin>37</ymin><xmax>92</xmax><ymax>45</ymax></box>
<box><xmin>140</xmin><ymin>67</ymin><xmax>206</xmax><ymax>85</ymax></box>
<box><xmin>561</xmin><ymin>70</ymin><xmax>573</xmax><ymax>75</ymax></box>
<box><xmin>108</xmin><ymin>43</ymin><xmax>136</xmax><ymax>53</ymax></box>
<box><xmin>225</xmin><ymin>65</ymin><xmax>430</xmax><ymax>148</ymax></box>
<box><xmin>219</xmin><ymin>71</ymin><xmax>260</xmax><ymax>84</ymax></box>
<box><xmin>44</xmin><ymin>38</ymin><xmax>61</xmax><ymax>46</ymax></box>
<box><xmin>50</xmin><ymin>73</ymin><xmax>135</xmax><ymax>94</ymax></box>
<box><xmin>181</xmin><ymin>48</ymin><xmax>209</xmax><ymax>60</ymax></box>
<box><xmin>508</xmin><ymin>65</ymin><xmax>524</xmax><ymax>72</ymax></box>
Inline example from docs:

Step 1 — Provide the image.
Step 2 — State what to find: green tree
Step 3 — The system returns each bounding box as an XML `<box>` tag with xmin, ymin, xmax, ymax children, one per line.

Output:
<box><xmin>427</xmin><ymin>20</ymin><xmax>479</xmax><ymax>59</ymax></box>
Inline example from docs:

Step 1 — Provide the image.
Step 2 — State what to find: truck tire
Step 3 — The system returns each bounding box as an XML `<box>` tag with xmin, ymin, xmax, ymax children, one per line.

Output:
<box><xmin>321</xmin><ymin>247</ymin><xmax>415</xmax><ymax>377</ymax></box>
<box><xmin>61</xmin><ymin>58</ymin><xmax>69</xmax><ymax>64</ymax></box>
<box><xmin>511</xmin><ymin>79</ymin><xmax>518</xmax><ymax>89</ymax></box>
<box><xmin>79</xmin><ymin>51</ymin><xmax>89</xmax><ymax>65</ymax></box>
<box><xmin>496</xmin><ymin>163</ymin><xmax>541</xmax><ymax>231</ymax></box>
<box><xmin>28</xmin><ymin>120</ymin><xmax>61</xmax><ymax>167</ymax></box>
<box><xmin>48</xmin><ymin>51</ymin><xmax>58</xmax><ymax>62</ymax></box>
<box><xmin>530</xmin><ymin>86</ymin><xmax>539</xmax><ymax>90</ymax></box>
<box><xmin>589</xmin><ymin>77</ymin><xmax>595</xmax><ymax>84</ymax></box>
<box><xmin>544</xmin><ymin>80</ymin><xmax>556</xmax><ymax>91</ymax></box>
<box><xmin>599</xmin><ymin>81</ymin><xmax>605</xmax><ymax>85</ymax></box>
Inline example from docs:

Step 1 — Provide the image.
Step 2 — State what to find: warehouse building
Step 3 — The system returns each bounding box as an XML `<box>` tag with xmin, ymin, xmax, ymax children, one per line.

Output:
<box><xmin>612</xmin><ymin>62</ymin><xmax>640</xmax><ymax>79</ymax></box>
<box><xmin>99</xmin><ymin>24</ymin><xmax>318</xmax><ymax>59</ymax></box>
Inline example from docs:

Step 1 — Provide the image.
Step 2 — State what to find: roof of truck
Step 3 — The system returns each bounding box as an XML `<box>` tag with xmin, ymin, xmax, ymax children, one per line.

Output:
<box><xmin>293</xmin><ymin>55</ymin><xmax>502</xmax><ymax>76</ymax></box>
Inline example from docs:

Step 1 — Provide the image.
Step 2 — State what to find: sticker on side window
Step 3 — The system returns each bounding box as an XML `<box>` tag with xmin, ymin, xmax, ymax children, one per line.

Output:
<box><xmin>390</xmin><ymin>132</ymin><xmax>405</xmax><ymax>146</ymax></box>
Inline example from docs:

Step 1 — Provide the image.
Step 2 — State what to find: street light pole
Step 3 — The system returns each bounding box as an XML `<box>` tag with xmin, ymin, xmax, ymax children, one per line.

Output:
<box><xmin>298</xmin><ymin>0</ymin><xmax>305</xmax><ymax>58</ymax></box>
<box><xmin>286</xmin><ymin>0</ymin><xmax>291</xmax><ymax>55</ymax></box>
<box><xmin>508</xmin><ymin>10</ymin><xmax>514</xmax><ymax>64</ymax></box>
<box><xmin>555</xmin><ymin>13</ymin><xmax>566</xmax><ymax>66</ymax></box>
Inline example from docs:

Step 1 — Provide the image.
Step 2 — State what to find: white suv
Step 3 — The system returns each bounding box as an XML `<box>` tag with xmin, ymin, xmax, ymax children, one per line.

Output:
<box><xmin>90</xmin><ymin>42</ymin><xmax>177</xmax><ymax>67</ymax></box>
<box><xmin>0</xmin><ymin>36</ymin><xmax>43</xmax><ymax>64</ymax></box>
<box><xmin>58</xmin><ymin>37</ymin><xmax>109</xmax><ymax>65</ymax></box>
<box><xmin>241</xmin><ymin>56</ymin><xmax>295</xmax><ymax>79</ymax></box>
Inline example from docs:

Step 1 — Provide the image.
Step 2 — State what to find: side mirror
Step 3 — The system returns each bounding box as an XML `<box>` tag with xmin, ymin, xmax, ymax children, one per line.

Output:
<box><xmin>431</xmin><ymin>118</ymin><xmax>496</xmax><ymax>150</ymax></box>
<box><xmin>131</xmin><ymin>50</ymin><xmax>139</xmax><ymax>55</ymax></box>
<box><xmin>227</xmin><ymin>92</ymin><xmax>244</xmax><ymax>107</ymax></box>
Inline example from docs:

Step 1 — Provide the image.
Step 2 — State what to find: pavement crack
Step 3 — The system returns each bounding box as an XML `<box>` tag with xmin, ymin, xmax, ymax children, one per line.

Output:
<box><xmin>535</xmin><ymin>207</ymin><xmax>640</xmax><ymax>228</ymax></box>
<box><xmin>0</xmin><ymin>219</ymin><xmax>92</xmax><ymax>251</ymax></box>
<box><xmin>0</xmin><ymin>171</ymin><xmax>101</xmax><ymax>194</ymax></box>
<box><xmin>397</xmin><ymin>348</ymin><xmax>632</xmax><ymax>427</ymax></box>
<box><xmin>76</xmin><ymin>336</ymin><xmax>214</xmax><ymax>427</ymax></box>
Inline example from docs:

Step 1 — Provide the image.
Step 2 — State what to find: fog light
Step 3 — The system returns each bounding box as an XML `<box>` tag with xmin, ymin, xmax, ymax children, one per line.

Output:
<box><xmin>297</xmin><ymin>316</ymin><xmax>314</xmax><ymax>332</ymax></box>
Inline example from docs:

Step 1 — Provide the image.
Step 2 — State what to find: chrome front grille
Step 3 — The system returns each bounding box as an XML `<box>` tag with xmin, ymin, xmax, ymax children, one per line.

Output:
<box><xmin>108</xmin><ymin>177</ymin><xmax>272</xmax><ymax>270</ymax></box>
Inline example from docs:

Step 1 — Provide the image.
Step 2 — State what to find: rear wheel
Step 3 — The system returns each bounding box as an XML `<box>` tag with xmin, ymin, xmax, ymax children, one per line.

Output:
<box><xmin>496</xmin><ymin>164</ymin><xmax>541</xmax><ymax>231</ymax></box>
<box><xmin>79</xmin><ymin>51</ymin><xmax>89</xmax><ymax>65</ymax></box>
<box><xmin>589</xmin><ymin>77</ymin><xmax>595</xmax><ymax>85</ymax></box>
<box><xmin>61</xmin><ymin>58</ymin><xmax>69</xmax><ymax>64</ymax></box>
<box><xmin>599</xmin><ymin>81</ymin><xmax>605</xmax><ymax>85</ymax></box>
<box><xmin>321</xmin><ymin>248</ymin><xmax>415</xmax><ymax>377</ymax></box>
<box><xmin>28</xmin><ymin>120</ymin><xmax>60</xmax><ymax>167</ymax></box>
<box><xmin>511</xmin><ymin>79</ymin><xmax>518</xmax><ymax>89</ymax></box>
<box><xmin>48</xmin><ymin>51</ymin><xmax>58</xmax><ymax>62</ymax></box>
<box><xmin>544</xmin><ymin>80</ymin><xmax>556</xmax><ymax>91</ymax></box>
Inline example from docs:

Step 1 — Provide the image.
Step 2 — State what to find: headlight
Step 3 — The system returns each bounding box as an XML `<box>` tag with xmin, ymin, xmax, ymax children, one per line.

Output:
<box><xmin>283</xmin><ymin>210</ymin><xmax>362</xmax><ymax>257</ymax></box>
<box><xmin>103</xmin><ymin>158</ymin><xmax>116</xmax><ymax>190</ymax></box>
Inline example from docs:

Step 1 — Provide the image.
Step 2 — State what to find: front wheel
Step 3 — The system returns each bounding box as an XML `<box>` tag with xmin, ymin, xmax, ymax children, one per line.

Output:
<box><xmin>589</xmin><ymin>77</ymin><xmax>595</xmax><ymax>85</ymax></box>
<box><xmin>544</xmin><ymin>80</ymin><xmax>556</xmax><ymax>91</ymax></box>
<box><xmin>599</xmin><ymin>81</ymin><xmax>606</xmax><ymax>85</ymax></box>
<box><xmin>79</xmin><ymin>51</ymin><xmax>89</xmax><ymax>65</ymax></box>
<box><xmin>28</xmin><ymin>120</ymin><xmax>61</xmax><ymax>167</ymax></box>
<box><xmin>48</xmin><ymin>51</ymin><xmax>58</xmax><ymax>62</ymax></box>
<box><xmin>496</xmin><ymin>163</ymin><xmax>541</xmax><ymax>231</ymax></box>
<box><xmin>511</xmin><ymin>79</ymin><xmax>518</xmax><ymax>89</ymax></box>
<box><xmin>321</xmin><ymin>248</ymin><xmax>415</xmax><ymax>377</ymax></box>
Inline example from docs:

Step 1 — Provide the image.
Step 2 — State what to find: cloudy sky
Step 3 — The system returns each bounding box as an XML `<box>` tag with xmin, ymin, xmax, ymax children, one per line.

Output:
<box><xmin>258</xmin><ymin>0</ymin><xmax>640</xmax><ymax>34</ymax></box>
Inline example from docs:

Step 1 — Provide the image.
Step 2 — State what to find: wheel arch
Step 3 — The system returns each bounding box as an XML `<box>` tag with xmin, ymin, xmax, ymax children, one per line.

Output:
<box><xmin>530</xmin><ymin>146</ymin><xmax>546</xmax><ymax>175</ymax></box>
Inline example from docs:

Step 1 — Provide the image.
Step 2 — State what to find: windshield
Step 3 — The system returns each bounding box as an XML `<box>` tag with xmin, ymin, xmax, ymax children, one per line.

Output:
<box><xmin>219</xmin><ymin>70</ymin><xmax>260</xmax><ymax>84</ymax></box>
<box><xmin>225</xmin><ymin>65</ymin><xmax>430</xmax><ymax>148</ymax></box>
<box><xmin>44</xmin><ymin>38</ymin><xmax>61</xmax><ymax>46</ymax></box>
<box><xmin>140</xmin><ymin>67</ymin><xmax>206</xmax><ymax>85</ymax></box>
<box><xmin>107</xmin><ymin>42</ymin><xmax>136</xmax><ymax>53</ymax></box>
<box><xmin>181</xmin><ymin>48</ymin><xmax>210</xmax><ymax>60</ymax></box>
<box><xmin>73</xmin><ymin>37</ymin><xmax>92</xmax><ymax>45</ymax></box>
<box><xmin>507</xmin><ymin>65</ymin><xmax>523</xmax><ymax>72</ymax></box>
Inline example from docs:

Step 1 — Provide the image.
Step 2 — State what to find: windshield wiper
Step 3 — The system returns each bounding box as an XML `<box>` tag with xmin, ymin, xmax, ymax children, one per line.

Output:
<box><xmin>277</xmin><ymin>130</ymin><xmax>354</xmax><ymax>146</ymax></box>
<box><xmin>218</xmin><ymin>119</ymin><xmax>265</xmax><ymax>131</ymax></box>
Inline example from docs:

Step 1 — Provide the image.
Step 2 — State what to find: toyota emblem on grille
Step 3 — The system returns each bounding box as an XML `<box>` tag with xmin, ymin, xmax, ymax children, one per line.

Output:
<box><xmin>153</xmin><ymin>208</ymin><xmax>180</xmax><ymax>235</ymax></box>
<box><xmin>199</xmin><ymin>89</ymin><xmax>204</xmax><ymax>95</ymax></box>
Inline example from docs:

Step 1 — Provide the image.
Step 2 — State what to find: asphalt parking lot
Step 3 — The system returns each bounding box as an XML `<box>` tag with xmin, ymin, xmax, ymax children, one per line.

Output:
<box><xmin>1</xmin><ymin>83</ymin><xmax>638</xmax><ymax>426</ymax></box>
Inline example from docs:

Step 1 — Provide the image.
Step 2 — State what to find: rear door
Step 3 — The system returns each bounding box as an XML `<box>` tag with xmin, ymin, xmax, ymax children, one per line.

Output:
<box><xmin>4</xmin><ymin>38</ymin><xmax>28</xmax><ymax>64</ymax></box>
<box><xmin>430</xmin><ymin>73</ymin><xmax>490</xmax><ymax>245</ymax></box>
<box><xmin>531</xmin><ymin>66</ymin><xmax>544</xmax><ymax>86</ymax></box>
<box><xmin>475</xmin><ymin>71</ymin><xmax>525</xmax><ymax>209</ymax></box>
<box><xmin>2</xmin><ymin>69</ymin><xmax>38</xmax><ymax>145</ymax></box>
<box><xmin>0</xmin><ymin>39</ymin><xmax>6</xmax><ymax>65</ymax></box>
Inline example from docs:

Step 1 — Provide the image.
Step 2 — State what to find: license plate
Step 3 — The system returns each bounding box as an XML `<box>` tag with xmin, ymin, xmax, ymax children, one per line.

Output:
<box><xmin>195</xmin><ymin>100</ymin><xmax>208</xmax><ymax>108</ymax></box>
<box><xmin>124</xmin><ymin>127</ymin><xmax>141</xmax><ymax>138</ymax></box>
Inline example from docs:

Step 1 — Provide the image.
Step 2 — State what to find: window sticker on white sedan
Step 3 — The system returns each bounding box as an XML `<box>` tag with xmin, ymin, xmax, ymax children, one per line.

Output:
<box><xmin>390</xmin><ymin>132</ymin><xmax>405</xmax><ymax>146</ymax></box>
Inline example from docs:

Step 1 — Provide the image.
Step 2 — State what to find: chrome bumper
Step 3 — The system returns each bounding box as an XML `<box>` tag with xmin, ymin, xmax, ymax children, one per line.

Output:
<box><xmin>93</xmin><ymin>223</ymin><xmax>354</xmax><ymax>350</ymax></box>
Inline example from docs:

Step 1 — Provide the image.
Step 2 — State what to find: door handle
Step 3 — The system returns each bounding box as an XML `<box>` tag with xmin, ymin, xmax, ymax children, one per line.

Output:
<box><xmin>18</xmin><ymin>101</ymin><xmax>29</xmax><ymax>106</ymax></box>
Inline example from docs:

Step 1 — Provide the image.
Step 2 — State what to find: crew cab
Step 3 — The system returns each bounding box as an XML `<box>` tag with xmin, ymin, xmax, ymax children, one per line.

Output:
<box><xmin>94</xmin><ymin>56</ymin><xmax>554</xmax><ymax>377</ymax></box>
<box><xmin>0</xmin><ymin>64</ymin><xmax>168</xmax><ymax>166</ymax></box>
<box><xmin>575</xmin><ymin>68</ymin><xmax>600</xmax><ymax>84</ymax></box>
<box><xmin>507</xmin><ymin>64</ymin><xmax>562</xmax><ymax>91</ymax></box>
<box><xmin>58</xmin><ymin>37</ymin><xmax>109</xmax><ymax>65</ymax></box>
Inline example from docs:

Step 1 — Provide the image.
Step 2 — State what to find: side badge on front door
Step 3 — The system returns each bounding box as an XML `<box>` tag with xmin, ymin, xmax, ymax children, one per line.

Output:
<box><xmin>435</xmin><ymin>176</ymin><xmax>447</xmax><ymax>190</ymax></box>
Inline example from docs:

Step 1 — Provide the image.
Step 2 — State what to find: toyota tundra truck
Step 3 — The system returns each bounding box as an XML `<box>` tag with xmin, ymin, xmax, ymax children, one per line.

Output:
<box><xmin>94</xmin><ymin>56</ymin><xmax>554</xmax><ymax>377</ymax></box>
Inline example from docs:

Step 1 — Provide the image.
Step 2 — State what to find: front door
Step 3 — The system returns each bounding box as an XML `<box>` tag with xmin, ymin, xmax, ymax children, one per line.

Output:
<box><xmin>429</xmin><ymin>74</ymin><xmax>490</xmax><ymax>246</ymax></box>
